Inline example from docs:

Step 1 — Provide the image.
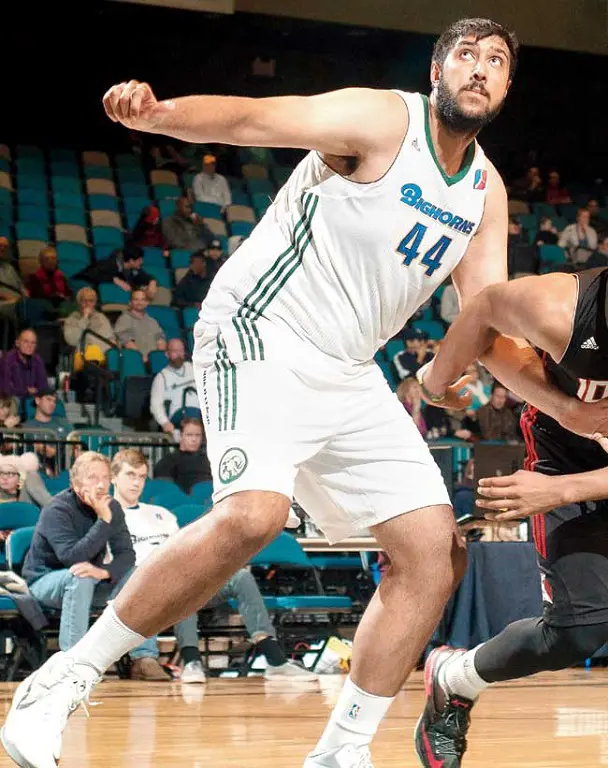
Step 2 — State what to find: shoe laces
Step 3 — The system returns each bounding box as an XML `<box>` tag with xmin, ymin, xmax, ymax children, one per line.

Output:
<box><xmin>356</xmin><ymin>747</ymin><xmax>373</xmax><ymax>768</ymax></box>
<box><xmin>33</xmin><ymin>660</ymin><xmax>101</xmax><ymax>731</ymax></box>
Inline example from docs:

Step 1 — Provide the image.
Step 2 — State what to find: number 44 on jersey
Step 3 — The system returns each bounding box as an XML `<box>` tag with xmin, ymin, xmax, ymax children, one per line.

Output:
<box><xmin>397</xmin><ymin>222</ymin><xmax>452</xmax><ymax>277</ymax></box>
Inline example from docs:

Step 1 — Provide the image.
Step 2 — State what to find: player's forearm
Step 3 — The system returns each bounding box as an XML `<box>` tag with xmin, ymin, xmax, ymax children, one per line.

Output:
<box><xmin>480</xmin><ymin>336</ymin><xmax>573</xmax><ymax>423</ymax></box>
<box><xmin>556</xmin><ymin>468</ymin><xmax>608</xmax><ymax>505</ymax></box>
<box><xmin>152</xmin><ymin>95</ymin><xmax>263</xmax><ymax>145</ymax></box>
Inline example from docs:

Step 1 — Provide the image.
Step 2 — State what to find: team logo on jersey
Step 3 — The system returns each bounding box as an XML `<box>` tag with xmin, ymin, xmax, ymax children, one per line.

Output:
<box><xmin>400</xmin><ymin>183</ymin><xmax>476</xmax><ymax>235</ymax></box>
<box><xmin>218</xmin><ymin>447</ymin><xmax>248</xmax><ymax>485</ymax></box>
<box><xmin>473</xmin><ymin>169</ymin><xmax>487</xmax><ymax>190</ymax></box>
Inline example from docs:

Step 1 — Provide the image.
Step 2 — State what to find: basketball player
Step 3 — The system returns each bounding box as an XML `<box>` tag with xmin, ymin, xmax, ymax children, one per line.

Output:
<box><xmin>414</xmin><ymin>268</ymin><xmax>608</xmax><ymax>767</ymax></box>
<box><xmin>3</xmin><ymin>19</ymin><xmax>605</xmax><ymax>768</ymax></box>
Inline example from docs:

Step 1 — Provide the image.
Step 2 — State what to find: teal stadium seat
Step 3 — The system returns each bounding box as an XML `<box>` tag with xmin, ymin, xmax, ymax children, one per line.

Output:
<box><xmin>170</xmin><ymin>249</ymin><xmax>193</xmax><ymax>269</ymax></box>
<box><xmin>117</xmin><ymin>167</ymin><xmax>147</xmax><ymax>185</ymax></box>
<box><xmin>0</xmin><ymin>503</ymin><xmax>41</xmax><ymax>531</ymax></box>
<box><xmin>16</xmin><ymin>145</ymin><xmax>44</xmax><ymax>159</ymax></box>
<box><xmin>378</xmin><ymin>360</ymin><xmax>398</xmax><ymax>390</ymax></box>
<box><xmin>153</xmin><ymin>184</ymin><xmax>181</xmax><ymax>200</ymax></box>
<box><xmin>16</xmin><ymin>158</ymin><xmax>45</xmax><ymax>175</ymax></box>
<box><xmin>124</xmin><ymin>196</ymin><xmax>151</xmax><ymax>214</ymax></box>
<box><xmin>0</xmin><ymin>158</ymin><xmax>11</xmax><ymax>173</ymax></box>
<box><xmin>16</xmin><ymin>221</ymin><xmax>48</xmax><ymax>241</ymax></box>
<box><xmin>84</xmin><ymin>166</ymin><xmax>113</xmax><ymax>180</ymax></box>
<box><xmin>50</xmin><ymin>149</ymin><xmax>77</xmax><ymax>163</ymax></box>
<box><xmin>148</xmin><ymin>350</ymin><xmax>168</xmax><ymax>375</ymax></box>
<box><xmin>182</xmin><ymin>307</ymin><xmax>199</xmax><ymax>329</ymax></box>
<box><xmin>99</xmin><ymin>282</ymin><xmax>130</xmax><ymax>306</ymax></box>
<box><xmin>50</xmin><ymin>162</ymin><xmax>79</xmax><ymax>178</ymax></box>
<box><xmin>147</xmin><ymin>306</ymin><xmax>181</xmax><ymax>335</ymax></box>
<box><xmin>146</xmin><ymin>265</ymin><xmax>172</xmax><ymax>289</ymax></box>
<box><xmin>17</xmin><ymin>188</ymin><xmax>47</xmax><ymax>207</ymax></box>
<box><xmin>17</xmin><ymin>174</ymin><xmax>46</xmax><ymax>192</ymax></box>
<box><xmin>43</xmin><ymin>470</ymin><xmax>70</xmax><ymax>495</ymax></box>
<box><xmin>193</xmin><ymin>201</ymin><xmax>222</xmax><ymax>220</ymax></box>
<box><xmin>6</xmin><ymin>527</ymin><xmax>35</xmax><ymax>573</ymax></box>
<box><xmin>413</xmin><ymin>319</ymin><xmax>445</xmax><ymax>340</ymax></box>
<box><xmin>230</xmin><ymin>221</ymin><xmax>255</xmax><ymax>238</ymax></box>
<box><xmin>142</xmin><ymin>247</ymin><xmax>167</xmax><ymax>267</ymax></box>
<box><xmin>53</xmin><ymin>192</ymin><xmax>85</xmax><ymax>210</ymax></box>
<box><xmin>52</xmin><ymin>177</ymin><xmax>82</xmax><ymax>195</ymax></box>
<box><xmin>148</xmin><ymin>486</ymin><xmax>191</xmax><ymax>510</ymax></box>
<box><xmin>140</xmin><ymin>478</ymin><xmax>180</xmax><ymax>504</ymax></box>
<box><xmin>190</xmin><ymin>480</ymin><xmax>213</xmax><ymax>507</ymax></box>
<box><xmin>231</xmin><ymin>189</ymin><xmax>251</xmax><ymax>206</ymax></box>
<box><xmin>159</xmin><ymin>199</ymin><xmax>177</xmax><ymax>218</ymax></box>
<box><xmin>121</xmin><ymin>183</ymin><xmax>149</xmax><ymax>199</ymax></box>
<box><xmin>92</xmin><ymin>226</ymin><xmax>124</xmax><ymax>247</ymax></box>
<box><xmin>115</xmin><ymin>153</ymin><xmax>142</xmax><ymax>168</ymax></box>
<box><xmin>55</xmin><ymin>207</ymin><xmax>86</xmax><ymax>227</ymax></box>
<box><xmin>106</xmin><ymin>347</ymin><xmax>146</xmax><ymax>379</ymax></box>
<box><xmin>18</xmin><ymin>205</ymin><xmax>49</xmax><ymax>224</ymax></box>
<box><xmin>88</xmin><ymin>194</ymin><xmax>119</xmax><ymax>212</ymax></box>
<box><xmin>384</xmin><ymin>338</ymin><xmax>405</xmax><ymax>361</ymax></box>
<box><xmin>539</xmin><ymin>244</ymin><xmax>566</xmax><ymax>266</ymax></box>
<box><xmin>57</xmin><ymin>242</ymin><xmax>90</xmax><ymax>264</ymax></box>
<box><xmin>246</xmin><ymin>178</ymin><xmax>274</xmax><ymax>196</ymax></box>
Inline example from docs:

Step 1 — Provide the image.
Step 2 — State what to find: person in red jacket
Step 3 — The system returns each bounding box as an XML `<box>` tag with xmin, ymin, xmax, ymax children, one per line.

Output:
<box><xmin>27</xmin><ymin>246</ymin><xmax>73</xmax><ymax>307</ymax></box>
<box><xmin>131</xmin><ymin>205</ymin><xmax>167</xmax><ymax>250</ymax></box>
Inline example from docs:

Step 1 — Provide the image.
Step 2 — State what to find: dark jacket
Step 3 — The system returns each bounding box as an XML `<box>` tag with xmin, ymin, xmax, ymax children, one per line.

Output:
<box><xmin>23</xmin><ymin>488</ymin><xmax>135</xmax><ymax>585</ymax></box>
<box><xmin>76</xmin><ymin>251</ymin><xmax>153</xmax><ymax>290</ymax></box>
<box><xmin>154</xmin><ymin>449</ymin><xmax>212</xmax><ymax>493</ymax></box>
<box><xmin>173</xmin><ymin>270</ymin><xmax>212</xmax><ymax>307</ymax></box>
<box><xmin>0</xmin><ymin>348</ymin><xmax>49</xmax><ymax>397</ymax></box>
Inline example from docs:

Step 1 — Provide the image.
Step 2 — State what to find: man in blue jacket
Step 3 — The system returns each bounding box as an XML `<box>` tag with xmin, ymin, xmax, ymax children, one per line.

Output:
<box><xmin>23</xmin><ymin>450</ymin><xmax>168</xmax><ymax>680</ymax></box>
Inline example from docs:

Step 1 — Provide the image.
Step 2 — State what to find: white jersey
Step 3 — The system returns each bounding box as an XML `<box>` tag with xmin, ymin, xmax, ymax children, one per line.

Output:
<box><xmin>122</xmin><ymin>502</ymin><xmax>179</xmax><ymax>566</ymax></box>
<box><xmin>195</xmin><ymin>91</ymin><xmax>488</xmax><ymax>369</ymax></box>
<box><xmin>150</xmin><ymin>362</ymin><xmax>198</xmax><ymax>427</ymax></box>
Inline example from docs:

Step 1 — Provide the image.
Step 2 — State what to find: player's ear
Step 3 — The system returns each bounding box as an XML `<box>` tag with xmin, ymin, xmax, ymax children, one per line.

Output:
<box><xmin>430</xmin><ymin>61</ymin><xmax>441</xmax><ymax>91</ymax></box>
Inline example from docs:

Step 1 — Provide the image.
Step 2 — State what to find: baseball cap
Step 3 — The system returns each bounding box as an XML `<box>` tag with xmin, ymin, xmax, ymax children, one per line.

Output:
<box><xmin>203</xmin><ymin>154</ymin><xmax>217</xmax><ymax>164</ymax></box>
<box><xmin>208</xmin><ymin>239</ymin><xmax>223</xmax><ymax>250</ymax></box>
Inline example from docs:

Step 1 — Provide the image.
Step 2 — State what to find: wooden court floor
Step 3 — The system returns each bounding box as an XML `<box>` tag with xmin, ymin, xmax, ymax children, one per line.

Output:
<box><xmin>1</xmin><ymin>669</ymin><xmax>608</xmax><ymax>767</ymax></box>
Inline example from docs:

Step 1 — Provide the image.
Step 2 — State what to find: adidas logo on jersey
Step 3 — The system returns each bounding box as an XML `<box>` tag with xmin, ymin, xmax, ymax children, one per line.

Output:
<box><xmin>400</xmin><ymin>183</ymin><xmax>477</xmax><ymax>235</ymax></box>
<box><xmin>581</xmin><ymin>336</ymin><xmax>599</xmax><ymax>350</ymax></box>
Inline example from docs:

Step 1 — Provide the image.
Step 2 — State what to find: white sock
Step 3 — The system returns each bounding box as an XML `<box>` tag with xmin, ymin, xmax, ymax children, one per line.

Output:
<box><xmin>67</xmin><ymin>603</ymin><xmax>147</xmax><ymax>674</ymax></box>
<box><xmin>440</xmin><ymin>646</ymin><xmax>489</xmax><ymax>701</ymax></box>
<box><xmin>315</xmin><ymin>676</ymin><xmax>395</xmax><ymax>751</ymax></box>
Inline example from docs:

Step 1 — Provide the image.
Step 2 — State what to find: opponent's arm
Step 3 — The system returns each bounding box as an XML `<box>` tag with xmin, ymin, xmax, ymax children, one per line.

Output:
<box><xmin>476</xmin><ymin>464</ymin><xmax>608</xmax><ymax>521</ymax></box>
<box><xmin>103</xmin><ymin>81</ymin><xmax>407</xmax><ymax>160</ymax></box>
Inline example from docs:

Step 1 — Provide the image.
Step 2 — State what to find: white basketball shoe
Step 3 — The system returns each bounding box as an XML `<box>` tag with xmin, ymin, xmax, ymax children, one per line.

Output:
<box><xmin>303</xmin><ymin>744</ymin><xmax>374</xmax><ymax>767</ymax></box>
<box><xmin>1</xmin><ymin>651</ymin><xmax>100</xmax><ymax>768</ymax></box>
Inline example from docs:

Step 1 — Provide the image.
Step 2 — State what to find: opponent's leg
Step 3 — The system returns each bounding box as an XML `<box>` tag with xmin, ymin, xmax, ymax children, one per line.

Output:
<box><xmin>416</xmin><ymin>619</ymin><xmax>608</xmax><ymax>768</ymax></box>
<box><xmin>306</xmin><ymin>504</ymin><xmax>466</xmax><ymax>767</ymax></box>
<box><xmin>1</xmin><ymin>490</ymin><xmax>290</xmax><ymax>768</ymax></box>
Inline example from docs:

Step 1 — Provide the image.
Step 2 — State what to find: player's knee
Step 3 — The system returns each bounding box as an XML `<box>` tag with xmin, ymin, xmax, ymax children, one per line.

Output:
<box><xmin>216</xmin><ymin>490</ymin><xmax>290</xmax><ymax>549</ymax></box>
<box><xmin>543</xmin><ymin>622</ymin><xmax>608</xmax><ymax>668</ymax></box>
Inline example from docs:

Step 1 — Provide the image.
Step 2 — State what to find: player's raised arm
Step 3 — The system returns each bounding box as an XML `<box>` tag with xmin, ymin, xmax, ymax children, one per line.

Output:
<box><xmin>103</xmin><ymin>81</ymin><xmax>408</xmax><ymax>159</ymax></box>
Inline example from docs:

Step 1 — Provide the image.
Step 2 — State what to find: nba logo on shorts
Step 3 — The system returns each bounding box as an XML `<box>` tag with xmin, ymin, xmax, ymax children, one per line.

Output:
<box><xmin>347</xmin><ymin>704</ymin><xmax>361</xmax><ymax>721</ymax></box>
<box><xmin>473</xmin><ymin>169</ymin><xmax>487</xmax><ymax>190</ymax></box>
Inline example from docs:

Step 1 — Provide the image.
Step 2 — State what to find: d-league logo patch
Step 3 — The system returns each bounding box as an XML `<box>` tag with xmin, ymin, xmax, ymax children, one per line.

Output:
<box><xmin>218</xmin><ymin>447</ymin><xmax>248</xmax><ymax>485</ymax></box>
<box><xmin>473</xmin><ymin>169</ymin><xmax>487</xmax><ymax>190</ymax></box>
<box><xmin>347</xmin><ymin>704</ymin><xmax>361</xmax><ymax>721</ymax></box>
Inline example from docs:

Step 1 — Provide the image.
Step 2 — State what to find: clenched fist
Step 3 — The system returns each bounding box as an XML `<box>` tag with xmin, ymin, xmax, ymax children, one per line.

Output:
<box><xmin>102</xmin><ymin>80</ymin><xmax>174</xmax><ymax>131</ymax></box>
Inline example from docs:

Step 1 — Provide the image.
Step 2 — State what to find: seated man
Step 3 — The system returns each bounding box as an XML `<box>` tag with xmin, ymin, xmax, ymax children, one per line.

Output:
<box><xmin>63</xmin><ymin>287</ymin><xmax>117</xmax><ymax>361</ymax></box>
<box><xmin>0</xmin><ymin>328</ymin><xmax>49</xmax><ymax>398</ymax></box>
<box><xmin>114</xmin><ymin>288</ymin><xmax>167</xmax><ymax>363</ymax></box>
<box><xmin>113</xmin><ymin>449</ymin><xmax>316</xmax><ymax>680</ymax></box>
<box><xmin>172</xmin><ymin>250</ymin><xmax>212</xmax><ymax>308</ymax></box>
<box><xmin>0</xmin><ymin>236</ymin><xmax>27</xmax><ymax>317</ymax></box>
<box><xmin>23</xmin><ymin>451</ymin><xmax>168</xmax><ymax>680</ymax></box>
<box><xmin>150</xmin><ymin>338</ymin><xmax>199</xmax><ymax>437</ymax></box>
<box><xmin>76</xmin><ymin>243</ymin><xmax>157</xmax><ymax>300</ymax></box>
<box><xmin>27</xmin><ymin>246</ymin><xmax>73</xmax><ymax>308</ymax></box>
<box><xmin>204</xmin><ymin>238</ymin><xmax>228</xmax><ymax>281</ymax></box>
<box><xmin>192</xmin><ymin>154</ymin><xmax>232</xmax><ymax>209</ymax></box>
<box><xmin>154</xmin><ymin>417</ymin><xmax>212</xmax><ymax>492</ymax></box>
<box><xmin>24</xmin><ymin>388</ymin><xmax>73</xmax><ymax>476</ymax></box>
<box><xmin>162</xmin><ymin>196</ymin><xmax>214</xmax><ymax>252</ymax></box>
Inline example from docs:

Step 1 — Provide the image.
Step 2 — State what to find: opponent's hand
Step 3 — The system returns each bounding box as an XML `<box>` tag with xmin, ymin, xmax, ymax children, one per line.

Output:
<box><xmin>591</xmin><ymin>433</ymin><xmax>608</xmax><ymax>453</ymax></box>
<box><xmin>417</xmin><ymin>361</ymin><xmax>473</xmax><ymax>411</ymax></box>
<box><xmin>476</xmin><ymin>469</ymin><xmax>564</xmax><ymax>521</ymax></box>
<box><xmin>103</xmin><ymin>80</ymin><xmax>175</xmax><ymax>131</ymax></box>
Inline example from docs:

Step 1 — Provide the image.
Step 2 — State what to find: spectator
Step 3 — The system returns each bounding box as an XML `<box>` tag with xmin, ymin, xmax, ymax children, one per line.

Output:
<box><xmin>150</xmin><ymin>338</ymin><xmax>199</xmax><ymax>437</ymax></box>
<box><xmin>131</xmin><ymin>206</ymin><xmax>167</xmax><ymax>250</ymax></box>
<box><xmin>64</xmin><ymin>287</ymin><xmax>117</xmax><ymax>363</ymax></box>
<box><xmin>162</xmin><ymin>197</ymin><xmax>214</xmax><ymax>252</ymax></box>
<box><xmin>76</xmin><ymin>243</ymin><xmax>157</xmax><ymax>300</ymax></box>
<box><xmin>0</xmin><ymin>395</ymin><xmax>20</xmax><ymax>430</ymax></box>
<box><xmin>204</xmin><ymin>238</ymin><xmax>228</xmax><ymax>281</ymax></box>
<box><xmin>27</xmin><ymin>246</ymin><xmax>72</xmax><ymax>307</ymax></box>
<box><xmin>534</xmin><ymin>216</ymin><xmax>559</xmax><ymax>246</ymax></box>
<box><xmin>439</xmin><ymin>282</ymin><xmax>459</xmax><ymax>325</ymax></box>
<box><xmin>511</xmin><ymin>166</ymin><xmax>544</xmax><ymax>203</ymax></box>
<box><xmin>24</xmin><ymin>388</ymin><xmax>73</xmax><ymax>438</ymax></box>
<box><xmin>22</xmin><ymin>452</ymin><xmax>166</xmax><ymax>678</ymax></box>
<box><xmin>192</xmin><ymin>154</ymin><xmax>232</xmax><ymax>210</ymax></box>
<box><xmin>154</xmin><ymin>417</ymin><xmax>212</xmax><ymax>492</ymax></box>
<box><xmin>0</xmin><ymin>329</ymin><xmax>48</xmax><ymax>398</ymax></box>
<box><xmin>587</xmin><ymin>199</ymin><xmax>607</xmax><ymax>238</ymax></box>
<box><xmin>0</xmin><ymin>453</ymin><xmax>51</xmax><ymax>508</ymax></box>
<box><xmin>0</xmin><ymin>236</ymin><xmax>27</xmax><ymax>317</ymax></box>
<box><xmin>173</xmin><ymin>250</ymin><xmax>212</xmax><ymax>308</ymax></box>
<box><xmin>114</xmin><ymin>289</ymin><xmax>167</xmax><ymax>363</ymax></box>
<box><xmin>114</xmin><ymin>449</ymin><xmax>314</xmax><ymax>680</ymax></box>
<box><xmin>393</xmin><ymin>328</ymin><xmax>432</xmax><ymax>381</ymax></box>
<box><xmin>461</xmin><ymin>363</ymin><xmax>491</xmax><ymax>411</ymax></box>
<box><xmin>507</xmin><ymin>217</ymin><xmax>538</xmax><ymax>276</ymax></box>
<box><xmin>477</xmin><ymin>384</ymin><xmax>518</xmax><ymax>442</ymax></box>
<box><xmin>396</xmin><ymin>378</ymin><xmax>427</xmax><ymax>437</ymax></box>
<box><xmin>546</xmin><ymin>170</ymin><xmax>572</xmax><ymax>205</ymax></box>
<box><xmin>453</xmin><ymin>410</ymin><xmax>482</xmax><ymax>442</ymax></box>
<box><xmin>587</xmin><ymin>235</ymin><xmax>608</xmax><ymax>268</ymax></box>
<box><xmin>558</xmin><ymin>208</ymin><xmax>598</xmax><ymax>265</ymax></box>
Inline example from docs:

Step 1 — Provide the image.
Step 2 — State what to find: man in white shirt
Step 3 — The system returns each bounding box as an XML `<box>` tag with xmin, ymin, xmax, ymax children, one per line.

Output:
<box><xmin>150</xmin><ymin>338</ymin><xmax>199</xmax><ymax>437</ymax></box>
<box><xmin>192</xmin><ymin>153</ymin><xmax>232</xmax><ymax>209</ymax></box>
<box><xmin>558</xmin><ymin>207</ymin><xmax>598</xmax><ymax>265</ymax></box>
<box><xmin>112</xmin><ymin>449</ymin><xmax>317</xmax><ymax>681</ymax></box>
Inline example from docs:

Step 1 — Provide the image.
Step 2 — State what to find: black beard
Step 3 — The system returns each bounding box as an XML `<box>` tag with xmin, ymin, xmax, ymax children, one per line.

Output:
<box><xmin>435</xmin><ymin>77</ymin><xmax>503</xmax><ymax>134</ymax></box>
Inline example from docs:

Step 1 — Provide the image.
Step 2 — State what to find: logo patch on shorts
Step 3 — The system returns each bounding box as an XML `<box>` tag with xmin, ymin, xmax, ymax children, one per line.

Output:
<box><xmin>218</xmin><ymin>447</ymin><xmax>248</xmax><ymax>485</ymax></box>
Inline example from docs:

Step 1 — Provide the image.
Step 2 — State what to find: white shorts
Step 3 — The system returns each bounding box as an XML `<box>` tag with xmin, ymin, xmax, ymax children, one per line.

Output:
<box><xmin>194</xmin><ymin>354</ymin><xmax>451</xmax><ymax>544</ymax></box>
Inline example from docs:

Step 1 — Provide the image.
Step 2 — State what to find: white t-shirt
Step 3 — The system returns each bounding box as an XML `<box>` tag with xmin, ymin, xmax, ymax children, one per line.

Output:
<box><xmin>123</xmin><ymin>502</ymin><xmax>179</xmax><ymax>566</ymax></box>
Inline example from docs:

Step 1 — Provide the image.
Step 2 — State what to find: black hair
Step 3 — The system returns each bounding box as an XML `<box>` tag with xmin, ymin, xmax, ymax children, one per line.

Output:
<box><xmin>432</xmin><ymin>18</ymin><xmax>519</xmax><ymax>79</ymax></box>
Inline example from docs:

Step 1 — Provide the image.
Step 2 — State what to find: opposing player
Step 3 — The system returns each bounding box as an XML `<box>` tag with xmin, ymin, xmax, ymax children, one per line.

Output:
<box><xmin>3</xmin><ymin>18</ymin><xmax>606</xmax><ymax>768</ymax></box>
<box><xmin>415</xmin><ymin>269</ymin><xmax>608</xmax><ymax>767</ymax></box>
